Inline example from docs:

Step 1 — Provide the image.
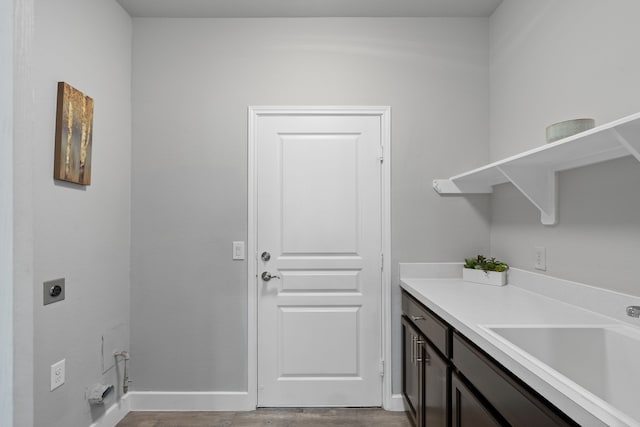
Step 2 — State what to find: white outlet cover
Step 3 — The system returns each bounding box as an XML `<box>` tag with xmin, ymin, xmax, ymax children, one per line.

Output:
<box><xmin>534</xmin><ymin>246</ymin><xmax>547</xmax><ymax>271</ymax></box>
<box><xmin>50</xmin><ymin>359</ymin><xmax>65</xmax><ymax>391</ymax></box>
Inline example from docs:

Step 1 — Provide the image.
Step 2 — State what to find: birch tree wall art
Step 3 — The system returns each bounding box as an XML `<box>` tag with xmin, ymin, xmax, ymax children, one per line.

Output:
<box><xmin>54</xmin><ymin>82</ymin><xmax>94</xmax><ymax>185</ymax></box>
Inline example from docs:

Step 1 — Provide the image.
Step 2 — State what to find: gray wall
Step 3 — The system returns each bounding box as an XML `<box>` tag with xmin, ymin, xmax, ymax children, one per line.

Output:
<box><xmin>26</xmin><ymin>1</ymin><xmax>132</xmax><ymax>426</ymax></box>
<box><xmin>489</xmin><ymin>0</ymin><xmax>640</xmax><ymax>296</ymax></box>
<box><xmin>131</xmin><ymin>18</ymin><xmax>490</xmax><ymax>395</ymax></box>
<box><xmin>1</xmin><ymin>0</ymin><xmax>14</xmax><ymax>424</ymax></box>
<box><xmin>14</xmin><ymin>0</ymin><xmax>36</xmax><ymax>424</ymax></box>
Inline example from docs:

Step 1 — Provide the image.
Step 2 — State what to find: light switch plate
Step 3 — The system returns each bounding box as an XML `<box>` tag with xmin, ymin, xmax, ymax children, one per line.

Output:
<box><xmin>43</xmin><ymin>278</ymin><xmax>65</xmax><ymax>305</ymax></box>
<box><xmin>233</xmin><ymin>241</ymin><xmax>245</xmax><ymax>260</ymax></box>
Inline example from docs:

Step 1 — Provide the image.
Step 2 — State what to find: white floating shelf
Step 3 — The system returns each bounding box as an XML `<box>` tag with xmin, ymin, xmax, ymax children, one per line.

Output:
<box><xmin>433</xmin><ymin>112</ymin><xmax>640</xmax><ymax>225</ymax></box>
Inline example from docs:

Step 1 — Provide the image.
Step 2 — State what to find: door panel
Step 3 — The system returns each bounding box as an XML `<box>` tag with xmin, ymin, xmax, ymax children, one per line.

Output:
<box><xmin>281</xmin><ymin>134</ymin><xmax>359</xmax><ymax>254</ymax></box>
<box><xmin>279</xmin><ymin>306</ymin><xmax>359</xmax><ymax>376</ymax></box>
<box><xmin>257</xmin><ymin>113</ymin><xmax>382</xmax><ymax>406</ymax></box>
<box><xmin>280</xmin><ymin>270</ymin><xmax>360</xmax><ymax>293</ymax></box>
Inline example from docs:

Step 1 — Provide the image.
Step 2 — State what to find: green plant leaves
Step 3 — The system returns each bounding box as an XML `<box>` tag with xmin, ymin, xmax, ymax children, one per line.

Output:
<box><xmin>463</xmin><ymin>255</ymin><xmax>509</xmax><ymax>273</ymax></box>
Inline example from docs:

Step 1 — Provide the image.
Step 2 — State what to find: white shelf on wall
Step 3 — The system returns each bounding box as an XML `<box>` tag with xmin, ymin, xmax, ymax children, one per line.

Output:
<box><xmin>433</xmin><ymin>112</ymin><xmax>640</xmax><ymax>225</ymax></box>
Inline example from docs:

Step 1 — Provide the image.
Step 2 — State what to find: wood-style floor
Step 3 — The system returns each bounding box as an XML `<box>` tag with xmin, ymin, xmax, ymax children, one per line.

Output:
<box><xmin>117</xmin><ymin>408</ymin><xmax>412</xmax><ymax>426</ymax></box>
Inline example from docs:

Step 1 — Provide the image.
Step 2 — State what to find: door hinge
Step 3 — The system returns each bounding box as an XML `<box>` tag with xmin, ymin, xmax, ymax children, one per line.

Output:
<box><xmin>380</xmin><ymin>253</ymin><xmax>384</xmax><ymax>271</ymax></box>
<box><xmin>379</xmin><ymin>359</ymin><xmax>385</xmax><ymax>377</ymax></box>
<box><xmin>378</xmin><ymin>145</ymin><xmax>384</xmax><ymax>163</ymax></box>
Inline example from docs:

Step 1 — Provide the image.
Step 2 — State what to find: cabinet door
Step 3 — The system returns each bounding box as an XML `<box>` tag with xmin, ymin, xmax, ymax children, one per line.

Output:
<box><xmin>402</xmin><ymin>317</ymin><xmax>423</xmax><ymax>426</ymax></box>
<box><xmin>423</xmin><ymin>342</ymin><xmax>449</xmax><ymax>427</ymax></box>
<box><xmin>451</xmin><ymin>372</ymin><xmax>504</xmax><ymax>427</ymax></box>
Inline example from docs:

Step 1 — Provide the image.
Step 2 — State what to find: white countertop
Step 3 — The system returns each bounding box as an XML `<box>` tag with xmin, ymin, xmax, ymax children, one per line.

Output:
<box><xmin>400</xmin><ymin>263</ymin><xmax>640</xmax><ymax>427</ymax></box>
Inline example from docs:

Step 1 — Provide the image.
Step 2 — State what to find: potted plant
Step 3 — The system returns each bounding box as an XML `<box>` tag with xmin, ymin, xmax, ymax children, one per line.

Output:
<box><xmin>463</xmin><ymin>255</ymin><xmax>509</xmax><ymax>286</ymax></box>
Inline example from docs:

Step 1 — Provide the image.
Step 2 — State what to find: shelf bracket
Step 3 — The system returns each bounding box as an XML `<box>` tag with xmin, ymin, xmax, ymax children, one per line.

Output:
<box><xmin>497</xmin><ymin>165</ymin><xmax>557</xmax><ymax>225</ymax></box>
<box><xmin>609</xmin><ymin>128</ymin><xmax>640</xmax><ymax>162</ymax></box>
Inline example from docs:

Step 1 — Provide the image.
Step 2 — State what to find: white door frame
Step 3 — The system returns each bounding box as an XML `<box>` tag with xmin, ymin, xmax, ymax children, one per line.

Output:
<box><xmin>247</xmin><ymin>106</ymin><xmax>392</xmax><ymax>409</ymax></box>
<box><xmin>0</xmin><ymin>0</ymin><xmax>14</xmax><ymax>423</ymax></box>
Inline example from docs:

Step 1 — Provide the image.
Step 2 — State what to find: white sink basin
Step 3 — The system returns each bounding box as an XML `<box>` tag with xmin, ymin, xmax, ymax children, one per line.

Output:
<box><xmin>483</xmin><ymin>325</ymin><xmax>640</xmax><ymax>425</ymax></box>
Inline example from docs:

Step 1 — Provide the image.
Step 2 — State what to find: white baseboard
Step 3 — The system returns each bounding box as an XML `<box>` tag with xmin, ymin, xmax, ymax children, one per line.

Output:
<box><xmin>385</xmin><ymin>393</ymin><xmax>407</xmax><ymax>412</ymax></box>
<box><xmin>129</xmin><ymin>391</ymin><xmax>253</xmax><ymax>412</ymax></box>
<box><xmin>89</xmin><ymin>394</ymin><xmax>131</xmax><ymax>427</ymax></box>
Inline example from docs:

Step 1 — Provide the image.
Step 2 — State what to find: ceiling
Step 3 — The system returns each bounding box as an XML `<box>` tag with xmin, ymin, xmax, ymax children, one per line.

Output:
<box><xmin>116</xmin><ymin>0</ymin><xmax>504</xmax><ymax>18</ymax></box>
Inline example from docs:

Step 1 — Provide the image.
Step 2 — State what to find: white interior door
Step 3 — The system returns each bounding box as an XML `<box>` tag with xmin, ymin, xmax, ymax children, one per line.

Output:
<box><xmin>256</xmin><ymin>111</ymin><xmax>383</xmax><ymax>407</ymax></box>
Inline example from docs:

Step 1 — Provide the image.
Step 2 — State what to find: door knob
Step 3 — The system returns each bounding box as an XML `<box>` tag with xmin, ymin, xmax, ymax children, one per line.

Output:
<box><xmin>261</xmin><ymin>271</ymin><xmax>280</xmax><ymax>281</ymax></box>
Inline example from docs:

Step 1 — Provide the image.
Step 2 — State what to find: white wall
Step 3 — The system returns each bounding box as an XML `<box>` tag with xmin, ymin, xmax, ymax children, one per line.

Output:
<box><xmin>490</xmin><ymin>0</ymin><xmax>640</xmax><ymax>295</ymax></box>
<box><xmin>26</xmin><ymin>1</ymin><xmax>132</xmax><ymax>426</ymax></box>
<box><xmin>1</xmin><ymin>0</ymin><xmax>14</xmax><ymax>424</ymax></box>
<box><xmin>131</xmin><ymin>17</ymin><xmax>490</xmax><ymax>396</ymax></box>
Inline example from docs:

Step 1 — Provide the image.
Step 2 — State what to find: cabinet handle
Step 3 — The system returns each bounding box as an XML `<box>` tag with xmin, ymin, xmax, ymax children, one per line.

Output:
<box><xmin>415</xmin><ymin>338</ymin><xmax>425</xmax><ymax>363</ymax></box>
<box><xmin>411</xmin><ymin>315</ymin><xmax>425</xmax><ymax>322</ymax></box>
<box><xmin>410</xmin><ymin>335</ymin><xmax>416</xmax><ymax>364</ymax></box>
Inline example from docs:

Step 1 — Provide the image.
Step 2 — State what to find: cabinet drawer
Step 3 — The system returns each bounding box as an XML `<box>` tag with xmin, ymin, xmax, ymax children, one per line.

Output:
<box><xmin>402</xmin><ymin>291</ymin><xmax>450</xmax><ymax>357</ymax></box>
<box><xmin>452</xmin><ymin>333</ymin><xmax>576</xmax><ymax>427</ymax></box>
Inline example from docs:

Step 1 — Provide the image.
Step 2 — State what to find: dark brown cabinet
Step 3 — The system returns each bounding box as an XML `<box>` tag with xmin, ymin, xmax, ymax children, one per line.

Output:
<box><xmin>402</xmin><ymin>317</ymin><xmax>424</xmax><ymax>426</ymax></box>
<box><xmin>451</xmin><ymin>372</ymin><xmax>502</xmax><ymax>427</ymax></box>
<box><xmin>401</xmin><ymin>290</ymin><xmax>577</xmax><ymax>427</ymax></box>
<box><xmin>452</xmin><ymin>333</ymin><xmax>575</xmax><ymax>427</ymax></box>
<box><xmin>402</xmin><ymin>293</ymin><xmax>450</xmax><ymax>427</ymax></box>
<box><xmin>423</xmin><ymin>341</ymin><xmax>449</xmax><ymax>427</ymax></box>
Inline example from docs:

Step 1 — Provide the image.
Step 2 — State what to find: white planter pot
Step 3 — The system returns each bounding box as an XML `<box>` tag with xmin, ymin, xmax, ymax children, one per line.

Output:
<box><xmin>463</xmin><ymin>268</ymin><xmax>507</xmax><ymax>286</ymax></box>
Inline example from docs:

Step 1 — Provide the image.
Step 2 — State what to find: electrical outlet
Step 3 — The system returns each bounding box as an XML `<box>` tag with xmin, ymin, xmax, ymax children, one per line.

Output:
<box><xmin>50</xmin><ymin>359</ymin><xmax>65</xmax><ymax>391</ymax></box>
<box><xmin>534</xmin><ymin>246</ymin><xmax>547</xmax><ymax>271</ymax></box>
<box><xmin>43</xmin><ymin>278</ymin><xmax>65</xmax><ymax>305</ymax></box>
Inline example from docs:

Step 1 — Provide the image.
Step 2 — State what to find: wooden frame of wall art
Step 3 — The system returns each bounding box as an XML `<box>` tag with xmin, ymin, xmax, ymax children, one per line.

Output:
<box><xmin>54</xmin><ymin>82</ymin><xmax>94</xmax><ymax>185</ymax></box>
